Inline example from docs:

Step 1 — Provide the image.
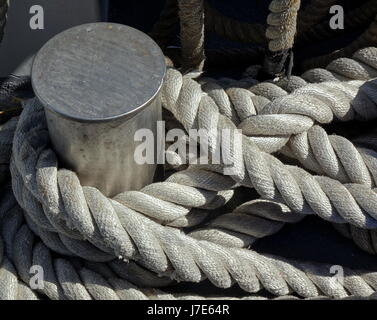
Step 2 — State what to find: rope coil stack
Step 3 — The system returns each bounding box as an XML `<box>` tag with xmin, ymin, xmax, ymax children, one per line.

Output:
<box><xmin>1</xmin><ymin>0</ymin><xmax>377</xmax><ymax>300</ymax></box>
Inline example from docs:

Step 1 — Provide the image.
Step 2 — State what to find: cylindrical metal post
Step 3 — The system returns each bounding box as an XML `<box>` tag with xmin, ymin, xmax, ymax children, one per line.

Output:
<box><xmin>31</xmin><ymin>23</ymin><xmax>166</xmax><ymax>197</ymax></box>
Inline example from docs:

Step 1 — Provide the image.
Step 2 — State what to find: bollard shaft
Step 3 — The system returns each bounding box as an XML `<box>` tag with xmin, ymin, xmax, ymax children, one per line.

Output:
<box><xmin>32</xmin><ymin>23</ymin><xmax>166</xmax><ymax>197</ymax></box>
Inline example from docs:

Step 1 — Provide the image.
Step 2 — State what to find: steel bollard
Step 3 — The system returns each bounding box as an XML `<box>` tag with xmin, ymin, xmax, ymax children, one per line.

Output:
<box><xmin>31</xmin><ymin>23</ymin><xmax>166</xmax><ymax>197</ymax></box>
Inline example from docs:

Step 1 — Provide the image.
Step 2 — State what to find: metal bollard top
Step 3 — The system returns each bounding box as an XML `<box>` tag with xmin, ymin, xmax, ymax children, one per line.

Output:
<box><xmin>31</xmin><ymin>22</ymin><xmax>166</xmax><ymax>122</ymax></box>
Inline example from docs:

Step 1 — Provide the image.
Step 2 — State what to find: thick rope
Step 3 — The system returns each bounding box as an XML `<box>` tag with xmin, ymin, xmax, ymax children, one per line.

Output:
<box><xmin>203</xmin><ymin>0</ymin><xmax>266</xmax><ymax>44</ymax></box>
<box><xmin>149</xmin><ymin>0</ymin><xmax>179</xmax><ymax>50</ymax></box>
<box><xmin>2</xmin><ymin>63</ymin><xmax>376</xmax><ymax>300</ymax></box>
<box><xmin>0</xmin><ymin>234</ymin><xmax>38</xmax><ymax>300</ymax></box>
<box><xmin>178</xmin><ymin>0</ymin><xmax>206</xmax><ymax>71</ymax></box>
<box><xmin>0</xmin><ymin>0</ymin><xmax>7</xmax><ymax>46</ymax></box>
<box><xmin>162</xmin><ymin>49</ymin><xmax>377</xmax><ymax>250</ymax></box>
<box><xmin>264</xmin><ymin>0</ymin><xmax>301</xmax><ymax>76</ymax></box>
<box><xmin>2</xmin><ymin>189</ymin><xmax>377</xmax><ymax>300</ymax></box>
<box><xmin>200</xmin><ymin>47</ymin><xmax>377</xmax><ymax>158</ymax></box>
<box><xmin>7</xmin><ymin>98</ymin><xmax>377</xmax><ymax>298</ymax></box>
<box><xmin>203</xmin><ymin>1</ymin><xmax>377</xmax><ymax>49</ymax></box>
<box><xmin>0</xmin><ymin>170</ymin><xmax>377</xmax><ymax>300</ymax></box>
<box><xmin>2</xmin><ymin>3</ymin><xmax>377</xmax><ymax>299</ymax></box>
<box><xmin>6</xmin><ymin>72</ymin><xmax>377</xmax><ymax>300</ymax></box>
<box><xmin>266</xmin><ymin>0</ymin><xmax>301</xmax><ymax>52</ymax></box>
<box><xmin>7</xmin><ymin>50</ymin><xmax>376</xmax><ymax>276</ymax></box>
<box><xmin>162</xmin><ymin>72</ymin><xmax>377</xmax><ymax>231</ymax></box>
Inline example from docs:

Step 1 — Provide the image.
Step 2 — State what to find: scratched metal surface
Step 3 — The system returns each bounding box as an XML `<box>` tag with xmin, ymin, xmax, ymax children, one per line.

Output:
<box><xmin>32</xmin><ymin>22</ymin><xmax>165</xmax><ymax>121</ymax></box>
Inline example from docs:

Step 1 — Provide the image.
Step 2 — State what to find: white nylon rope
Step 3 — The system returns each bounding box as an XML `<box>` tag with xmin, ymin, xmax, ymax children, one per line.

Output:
<box><xmin>2</xmin><ymin>193</ymin><xmax>377</xmax><ymax>300</ymax></box>
<box><xmin>0</xmin><ymin>0</ymin><xmax>377</xmax><ymax>301</ymax></box>
<box><xmin>2</xmin><ymin>48</ymin><xmax>377</xmax><ymax>299</ymax></box>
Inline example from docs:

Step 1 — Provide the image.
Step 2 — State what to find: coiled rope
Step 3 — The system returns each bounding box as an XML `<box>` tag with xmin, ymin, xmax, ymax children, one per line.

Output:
<box><xmin>0</xmin><ymin>46</ymin><xmax>374</xmax><ymax>299</ymax></box>
<box><xmin>2</xmin><ymin>185</ymin><xmax>377</xmax><ymax>300</ymax></box>
<box><xmin>1</xmin><ymin>1</ymin><xmax>377</xmax><ymax>300</ymax></box>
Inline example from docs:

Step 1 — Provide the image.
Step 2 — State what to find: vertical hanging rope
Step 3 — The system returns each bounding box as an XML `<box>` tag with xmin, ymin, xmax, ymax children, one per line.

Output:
<box><xmin>149</xmin><ymin>0</ymin><xmax>179</xmax><ymax>50</ymax></box>
<box><xmin>0</xmin><ymin>0</ymin><xmax>7</xmax><ymax>45</ymax></box>
<box><xmin>203</xmin><ymin>0</ymin><xmax>266</xmax><ymax>44</ymax></box>
<box><xmin>264</xmin><ymin>0</ymin><xmax>301</xmax><ymax>77</ymax></box>
<box><xmin>178</xmin><ymin>0</ymin><xmax>206</xmax><ymax>72</ymax></box>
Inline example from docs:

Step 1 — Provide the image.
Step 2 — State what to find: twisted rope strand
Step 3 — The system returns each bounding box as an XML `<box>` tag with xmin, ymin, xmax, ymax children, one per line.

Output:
<box><xmin>7</xmin><ymin>74</ymin><xmax>377</xmax><ymax>300</ymax></box>
<box><xmin>203</xmin><ymin>0</ymin><xmax>266</xmax><ymax>44</ymax></box>
<box><xmin>162</xmin><ymin>68</ymin><xmax>377</xmax><ymax>229</ymax></box>
<box><xmin>178</xmin><ymin>0</ymin><xmax>206</xmax><ymax>71</ymax></box>
<box><xmin>0</xmin><ymin>0</ymin><xmax>7</xmax><ymax>46</ymax></box>
<box><xmin>2</xmin><ymin>194</ymin><xmax>376</xmax><ymax>300</ymax></box>
<box><xmin>149</xmin><ymin>0</ymin><xmax>179</xmax><ymax>50</ymax></box>
<box><xmin>266</xmin><ymin>0</ymin><xmax>301</xmax><ymax>52</ymax></box>
<box><xmin>2</xmin><ymin>1</ymin><xmax>377</xmax><ymax>297</ymax></box>
<box><xmin>9</xmin><ymin>100</ymin><xmax>377</xmax><ymax>297</ymax></box>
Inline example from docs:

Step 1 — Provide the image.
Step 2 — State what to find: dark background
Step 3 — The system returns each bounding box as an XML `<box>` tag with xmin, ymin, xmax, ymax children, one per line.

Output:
<box><xmin>108</xmin><ymin>0</ymin><xmax>366</xmax><ymax>70</ymax></box>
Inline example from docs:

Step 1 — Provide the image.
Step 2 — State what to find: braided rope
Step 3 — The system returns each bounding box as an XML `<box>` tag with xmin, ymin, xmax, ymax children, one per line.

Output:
<box><xmin>266</xmin><ymin>0</ymin><xmax>301</xmax><ymax>52</ymax></box>
<box><xmin>203</xmin><ymin>0</ymin><xmax>266</xmax><ymax>44</ymax></box>
<box><xmin>0</xmin><ymin>0</ymin><xmax>7</xmax><ymax>45</ymax></box>
<box><xmin>5</xmin><ymin>67</ymin><xmax>376</xmax><ymax>300</ymax></box>
<box><xmin>149</xmin><ymin>0</ymin><xmax>179</xmax><ymax>50</ymax></box>
<box><xmin>6</xmin><ymin>97</ymin><xmax>377</xmax><ymax>298</ymax></box>
<box><xmin>178</xmin><ymin>0</ymin><xmax>206</xmax><ymax>71</ymax></box>
<box><xmin>200</xmin><ymin>48</ymin><xmax>377</xmax><ymax>175</ymax></box>
<box><xmin>203</xmin><ymin>1</ymin><xmax>377</xmax><ymax>50</ymax></box>
<box><xmin>0</xmin><ymin>64</ymin><xmax>374</xmax><ymax>300</ymax></box>
<box><xmin>149</xmin><ymin>48</ymin><xmax>377</xmax><ymax>252</ymax></box>
<box><xmin>263</xmin><ymin>0</ymin><xmax>301</xmax><ymax>76</ymax></box>
<box><xmin>8</xmin><ymin>48</ymin><xmax>377</xmax><ymax>278</ymax></box>
<box><xmin>1</xmin><ymin>1</ymin><xmax>377</xmax><ymax>299</ymax></box>
<box><xmin>162</xmin><ymin>73</ymin><xmax>377</xmax><ymax>231</ymax></box>
<box><xmin>2</xmin><ymin>188</ymin><xmax>377</xmax><ymax>300</ymax></box>
<box><xmin>162</xmin><ymin>48</ymin><xmax>377</xmax><ymax>250</ymax></box>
